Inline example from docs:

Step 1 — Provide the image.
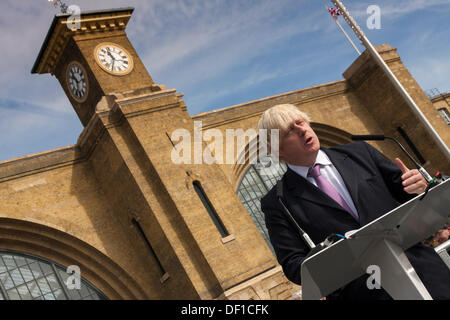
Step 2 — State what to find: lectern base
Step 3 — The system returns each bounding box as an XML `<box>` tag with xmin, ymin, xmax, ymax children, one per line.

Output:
<box><xmin>361</xmin><ymin>239</ymin><xmax>432</xmax><ymax>300</ymax></box>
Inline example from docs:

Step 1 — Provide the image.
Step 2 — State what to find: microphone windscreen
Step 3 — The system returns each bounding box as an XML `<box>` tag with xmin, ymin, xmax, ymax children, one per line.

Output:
<box><xmin>351</xmin><ymin>135</ymin><xmax>385</xmax><ymax>141</ymax></box>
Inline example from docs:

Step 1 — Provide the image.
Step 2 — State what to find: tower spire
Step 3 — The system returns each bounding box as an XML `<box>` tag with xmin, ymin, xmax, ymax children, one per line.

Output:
<box><xmin>48</xmin><ymin>0</ymin><xmax>68</xmax><ymax>13</ymax></box>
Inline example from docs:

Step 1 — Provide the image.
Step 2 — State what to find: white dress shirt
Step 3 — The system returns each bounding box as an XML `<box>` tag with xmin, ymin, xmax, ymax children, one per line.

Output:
<box><xmin>287</xmin><ymin>150</ymin><xmax>359</xmax><ymax>217</ymax></box>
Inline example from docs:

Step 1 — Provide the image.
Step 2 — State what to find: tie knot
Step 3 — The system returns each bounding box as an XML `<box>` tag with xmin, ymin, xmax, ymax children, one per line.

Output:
<box><xmin>308</xmin><ymin>164</ymin><xmax>321</xmax><ymax>178</ymax></box>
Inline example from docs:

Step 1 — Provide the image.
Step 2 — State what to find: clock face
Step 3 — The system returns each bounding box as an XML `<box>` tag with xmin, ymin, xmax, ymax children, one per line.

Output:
<box><xmin>94</xmin><ymin>43</ymin><xmax>134</xmax><ymax>75</ymax></box>
<box><xmin>67</xmin><ymin>62</ymin><xmax>88</xmax><ymax>102</ymax></box>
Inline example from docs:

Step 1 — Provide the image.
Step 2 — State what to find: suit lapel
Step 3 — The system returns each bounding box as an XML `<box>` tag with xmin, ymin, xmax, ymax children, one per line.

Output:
<box><xmin>285</xmin><ymin>167</ymin><xmax>346</xmax><ymax>214</ymax></box>
<box><xmin>285</xmin><ymin>147</ymin><xmax>363</xmax><ymax>224</ymax></box>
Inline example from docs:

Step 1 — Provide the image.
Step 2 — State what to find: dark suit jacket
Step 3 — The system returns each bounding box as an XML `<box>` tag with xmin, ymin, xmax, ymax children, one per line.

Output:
<box><xmin>261</xmin><ymin>142</ymin><xmax>450</xmax><ymax>300</ymax></box>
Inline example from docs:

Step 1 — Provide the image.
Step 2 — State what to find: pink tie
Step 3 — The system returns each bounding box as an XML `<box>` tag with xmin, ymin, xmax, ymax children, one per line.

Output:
<box><xmin>308</xmin><ymin>164</ymin><xmax>358</xmax><ymax>221</ymax></box>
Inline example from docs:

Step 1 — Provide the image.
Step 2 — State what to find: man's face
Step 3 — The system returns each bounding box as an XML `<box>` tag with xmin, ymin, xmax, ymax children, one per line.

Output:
<box><xmin>278</xmin><ymin>116</ymin><xmax>320</xmax><ymax>167</ymax></box>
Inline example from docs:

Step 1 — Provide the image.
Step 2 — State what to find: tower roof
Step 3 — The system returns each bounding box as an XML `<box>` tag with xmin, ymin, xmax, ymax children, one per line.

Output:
<box><xmin>31</xmin><ymin>7</ymin><xmax>134</xmax><ymax>74</ymax></box>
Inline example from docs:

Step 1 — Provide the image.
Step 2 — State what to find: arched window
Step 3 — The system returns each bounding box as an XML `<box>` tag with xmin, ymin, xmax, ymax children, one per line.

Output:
<box><xmin>236</xmin><ymin>162</ymin><xmax>287</xmax><ymax>252</ymax></box>
<box><xmin>0</xmin><ymin>250</ymin><xmax>107</xmax><ymax>300</ymax></box>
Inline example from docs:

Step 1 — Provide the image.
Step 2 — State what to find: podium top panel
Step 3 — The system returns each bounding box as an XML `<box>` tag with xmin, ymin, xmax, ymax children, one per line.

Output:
<box><xmin>349</xmin><ymin>179</ymin><xmax>450</xmax><ymax>249</ymax></box>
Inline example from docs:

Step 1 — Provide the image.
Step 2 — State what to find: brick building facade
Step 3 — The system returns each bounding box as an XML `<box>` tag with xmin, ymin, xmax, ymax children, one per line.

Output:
<box><xmin>0</xmin><ymin>8</ymin><xmax>448</xmax><ymax>300</ymax></box>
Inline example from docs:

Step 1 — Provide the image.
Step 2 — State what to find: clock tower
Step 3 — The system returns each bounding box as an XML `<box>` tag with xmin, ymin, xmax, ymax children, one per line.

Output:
<box><xmin>32</xmin><ymin>7</ymin><xmax>156</xmax><ymax>126</ymax></box>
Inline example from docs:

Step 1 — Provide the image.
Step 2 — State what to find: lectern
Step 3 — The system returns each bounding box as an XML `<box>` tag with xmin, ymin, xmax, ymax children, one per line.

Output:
<box><xmin>301</xmin><ymin>180</ymin><xmax>450</xmax><ymax>300</ymax></box>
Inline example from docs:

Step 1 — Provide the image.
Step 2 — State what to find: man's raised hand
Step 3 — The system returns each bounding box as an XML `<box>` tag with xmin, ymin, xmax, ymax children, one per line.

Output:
<box><xmin>394</xmin><ymin>158</ymin><xmax>427</xmax><ymax>194</ymax></box>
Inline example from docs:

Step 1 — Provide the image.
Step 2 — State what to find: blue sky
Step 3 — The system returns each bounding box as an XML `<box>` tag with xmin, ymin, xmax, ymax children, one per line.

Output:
<box><xmin>0</xmin><ymin>0</ymin><xmax>449</xmax><ymax>162</ymax></box>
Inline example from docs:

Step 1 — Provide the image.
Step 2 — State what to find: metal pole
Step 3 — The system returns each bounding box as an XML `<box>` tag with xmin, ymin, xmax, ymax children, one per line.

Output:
<box><xmin>331</xmin><ymin>0</ymin><xmax>450</xmax><ymax>161</ymax></box>
<box><xmin>325</xmin><ymin>6</ymin><xmax>361</xmax><ymax>55</ymax></box>
<box><xmin>334</xmin><ymin>18</ymin><xmax>361</xmax><ymax>55</ymax></box>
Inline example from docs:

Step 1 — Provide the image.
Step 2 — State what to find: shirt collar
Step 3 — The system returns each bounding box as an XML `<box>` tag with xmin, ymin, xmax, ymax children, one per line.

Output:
<box><xmin>287</xmin><ymin>149</ymin><xmax>332</xmax><ymax>179</ymax></box>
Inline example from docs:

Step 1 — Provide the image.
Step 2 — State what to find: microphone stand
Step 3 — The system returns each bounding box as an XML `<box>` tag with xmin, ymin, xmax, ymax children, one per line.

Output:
<box><xmin>351</xmin><ymin>135</ymin><xmax>436</xmax><ymax>184</ymax></box>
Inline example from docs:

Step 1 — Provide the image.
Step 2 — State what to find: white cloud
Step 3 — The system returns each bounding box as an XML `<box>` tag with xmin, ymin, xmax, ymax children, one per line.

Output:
<box><xmin>138</xmin><ymin>1</ymin><xmax>324</xmax><ymax>91</ymax></box>
<box><xmin>377</xmin><ymin>0</ymin><xmax>450</xmax><ymax>18</ymax></box>
<box><xmin>347</xmin><ymin>0</ymin><xmax>450</xmax><ymax>20</ymax></box>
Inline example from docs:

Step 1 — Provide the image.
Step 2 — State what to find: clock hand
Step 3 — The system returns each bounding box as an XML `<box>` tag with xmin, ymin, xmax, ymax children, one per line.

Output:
<box><xmin>71</xmin><ymin>77</ymin><xmax>79</xmax><ymax>91</ymax></box>
<box><xmin>107</xmin><ymin>51</ymin><xmax>116</xmax><ymax>61</ymax></box>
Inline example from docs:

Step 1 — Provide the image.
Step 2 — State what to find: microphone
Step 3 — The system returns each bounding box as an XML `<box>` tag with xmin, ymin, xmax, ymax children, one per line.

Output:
<box><xmin>351</xmin><ymin>134</ymin><xmax>434</xmax><ymax>183</ymax></box>
<box><xmin>277</xmin><ymin>180</ymin><xmax>316</xmax><ymax>249</ymax></box>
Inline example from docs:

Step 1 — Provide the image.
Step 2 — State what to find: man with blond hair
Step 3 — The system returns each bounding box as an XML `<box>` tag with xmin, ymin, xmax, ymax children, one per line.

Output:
<box><xmin>259</xmin><ymin>104</ymin><xmax>450</xmax><ymax>300</ymax></box>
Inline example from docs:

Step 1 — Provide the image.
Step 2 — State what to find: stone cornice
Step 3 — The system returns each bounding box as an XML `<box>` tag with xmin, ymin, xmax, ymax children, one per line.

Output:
<box><xmin>431</xmin><ymin>92</ymin><xmax>450</xmax><ymax>103</ymax></box>
<box><xmin>0</xmin><ymin>145</ymin><xmax>80</xmax><ymax>182</ymax></box>
<box><xmin>32</xmin><ymin>8</ymin><xmax>134</xmax><ymax>75</ymax></box>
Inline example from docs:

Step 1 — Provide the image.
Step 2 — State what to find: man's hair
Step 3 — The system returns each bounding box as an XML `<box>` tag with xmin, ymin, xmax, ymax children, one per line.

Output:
<box><xmin>258</xmin><ymin>103</ymin><xmax>311</xmax><ymax>135</ymax></box>
<box><xmin>257</xmin><ymin>104</ymin><xmax>311</xmax><ymax>159</ymax></box>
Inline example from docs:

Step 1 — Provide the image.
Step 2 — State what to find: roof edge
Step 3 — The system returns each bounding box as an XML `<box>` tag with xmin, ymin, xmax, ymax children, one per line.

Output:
<box><xmin>31</xmin><ymin>7</ymin><xmax>134</xmax><ymax>74</ymax></box>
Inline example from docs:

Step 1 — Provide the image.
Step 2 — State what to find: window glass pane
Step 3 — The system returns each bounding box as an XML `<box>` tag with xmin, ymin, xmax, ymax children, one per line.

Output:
<box><xmin>37</xmin><ymin>277</ymin><xmax>52</xmax><ymax>294</ymax></box>
<box><xmin>28</xmin><ymin>262</ymin><xmax>43</xmax><ymax>279</ymax></box>
<box><xmin>53</xmin><ymin>289</ymin><xmax>67</xmax><ymax>300</ymax></box>
<box><xmin>43</xmin><ymin>292</ymin><xmax>56</xmax><ymax>300</ymax></box>
<box><xmin>237</xmin><ymin>163</ymin><xmax>287</xmax><ymax>253</ymax></box>
<box><xmin>7</xmin><ymin>288</ymin><xmax>21</xmax><ymax>300</ymax></box>
<box><xmin>2</xmin><ymin>255</ymin><xmax>17</xmax><ymax>271</ymax></box>
<box><xmin>0</xmin><ymin>259</ymin><xmax>6</xmax><ymax>274</ymax></box>
<box><xmin>1</xmin><ymin>273</ymin><xmax>15</xmax><ymax>290</ymax></box>
<box><xmin>14</xmin><ymin>256</ymin><xmax>27</xmax><ymax>267</ymax></box>
<box><xmin>19</xmin><ymin>267</ymin><xmax>34</xmax><ymax>283</ymax></box>
<box><xmin>46</xmin><ymin>274</ymin><xmax>61</xmax><ymax>291</ymax></box>
<box><xmin>27</xmin><ymin>280</ymin><xmax>43</xmax><ymax>299</ymax></box>
<box><xmin>65</xmin><ymin>283</ymin><xmax>82</xmax><ymax>300</ymax></box>
<box><xmin>17</xmin><ymin>283</ymin><xmax>32</xmax><ymax>300</ymax></box>
<box><xmin>78</xmin><ymin>283</ymin><xmax>90</xmax><ymax>298</ymax></box>
<box><xmin>57</xmin><ymin>268</ymin><xmax>69</xmax><ymax>282</ymax></box>
<box><xmin>0</xmin><ymin>251</ymin><xmax>107</xmax><ymax>300</ymax></box>
<box><xmin>38</xmin><ymin>262</ymin><xmax>53</xmax><ymax>276</ymax></box>
<box><xmin>10</xmin><ymin>269</ymin><xmax>25</xmax><ymax>287</ymax></box>
<box><xmin>438</xmin><ymin>108</ymin><xmax>450</xmax><ymax>125</ymax></box>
